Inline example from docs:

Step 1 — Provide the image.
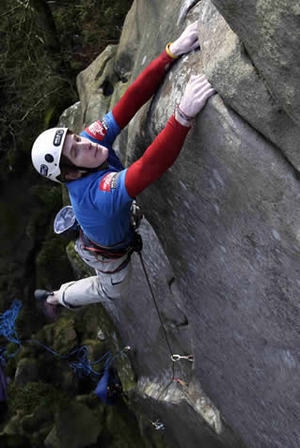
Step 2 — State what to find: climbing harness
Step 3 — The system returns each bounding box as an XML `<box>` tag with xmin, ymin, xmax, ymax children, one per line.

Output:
<box><xmin>54</xmin><ymin>202</ymin><xmax>143</xmax><ymax>274</ymax></box>
<box><xmin>79</xmin><ymin>200</ymin><xmax>143</xmax><ymax>259</ymax></box>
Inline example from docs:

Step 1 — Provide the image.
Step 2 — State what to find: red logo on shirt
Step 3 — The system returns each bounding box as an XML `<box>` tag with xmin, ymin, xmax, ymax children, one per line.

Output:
<box><xmin>99</xmin><ymin>172</ymin><xmax>119</xmax><ymax>192</ymax></box>
<box><xmin>85</xmin><ymin>120</ymin><xmax>107</xmax><ymax>141</ymax></box>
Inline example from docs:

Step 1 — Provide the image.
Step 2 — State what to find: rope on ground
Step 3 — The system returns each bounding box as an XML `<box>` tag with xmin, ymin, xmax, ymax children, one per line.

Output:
<box><xmin>0</xmin><ymin>299</ymin><xmax>128</xmax><ymax>380</ymax></box>
<box><xmin>0</xmin><ymin>299</ymin><xmax>22</xmax><ymax>346</ymax></box>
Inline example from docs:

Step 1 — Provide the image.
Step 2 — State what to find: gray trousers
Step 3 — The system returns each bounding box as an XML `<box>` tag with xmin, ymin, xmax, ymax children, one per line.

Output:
<box><xmin>56</xmin><ymin>238</ymin><xmax>131</xmax><ymax>309</ymax></box>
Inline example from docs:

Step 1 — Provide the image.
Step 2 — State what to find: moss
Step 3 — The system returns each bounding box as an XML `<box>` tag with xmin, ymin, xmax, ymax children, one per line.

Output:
<box><xmin>1</xmin><ymin>414</ymin><xmax>24</xmax><ymax>437</ymax></box>
<box><xmin>66</xmin><ymin>241</ymin><xmax>94</xmax><ymax>279</ymax></box>
<box><xmin>80</xmin><ymin>338</ymin><xmax>104</xmax><ymax>359</ymax></box>
<box><xmin>3</xmin><ymin>384</ymin><xmax>71</xmax><ymax>447</ymax></box>
<box><xmin>14</xmin><ymin>358</ymin><xmax>39</xmax><ymax>386</ymax></box>
<box><xmin>103</xmin><ymin>400</ymin><xmax>148</xmax><ymax>448</ymax></box>
<box><xmin>72</xmin><ymin>305</ymin><xmax>137</xmax><ymax>393</ymax></box>
<box><xmin>21</xmin><ymin>404</ymin><xmax>53</xmax><ymax>433</ymax></box>
<box><xmin>35</xmin><ymin>321</ymin><xmax>55</xmax><ymax>348</ymax></box>
<box><xmin>30</xmin><ymin>184</ymin><xmax>62</xmax><ymax>211</ymax></box>
<box><xmin>0</xmin><ymin>201</ymin><xmax>20</xmax><ymax>240</ymax></box>
<box><xmin>73</xmin><ymin>305</ymin><xmax>116</xmax><ymax>342</ymax></box>
<box><xmin>5</xmin><ymin>343</ymin><xmax>20</xmax><ymax>358</ymax></box>
<box><xmin>36</xmin><ymin>235</ymin><xmax>74</xmax><ymax>289</ymax></box>
<box><xmin>48</xmin><ymin>401</ymin><xmax>102</xmax><ymax>448</ymax></box>
<box><xmin>49</xmin><ymin>316</ymin><xmax>78</xmax><ymax>353</ymax></box>
<box><xmin>26</xmin><ymin>183</ymin><xmax>62</xmax><ymax>241</ymax></box>
<box><xmin>115</xmin><ymin>354</ymin><xmax>136</xmax><ymax>393</ymax></box>
<box><xmin>7</xmin><ymin>381</ymin><xmax>68</xmax><ymax>417</ymax></box>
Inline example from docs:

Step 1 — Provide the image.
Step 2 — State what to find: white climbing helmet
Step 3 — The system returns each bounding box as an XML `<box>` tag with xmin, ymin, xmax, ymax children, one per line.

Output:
<box><xmin>31</xmin><ymin>127</ymin><xmax>68</xmax><ymax>183</ymax></box>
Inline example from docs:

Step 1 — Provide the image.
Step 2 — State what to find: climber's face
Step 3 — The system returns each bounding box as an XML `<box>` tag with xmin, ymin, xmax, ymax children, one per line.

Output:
<box><xmin>62</xmin><ymin>132</ymin><xmax>109</xmax><ymax>169</ymax></box>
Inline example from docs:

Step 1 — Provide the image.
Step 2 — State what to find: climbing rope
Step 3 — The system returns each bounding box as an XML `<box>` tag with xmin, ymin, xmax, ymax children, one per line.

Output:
<box><xmin>137</xmin><ymin>249</ymin><xmax>194</xmax><ymax>372</ymax></box>
<box><xmin>28</xmin><ymin>340</ymin><xmax>108</xmax><ymax>379</ymax></box>
<box><xmin>0</xmin><ymin>299</ymin><xmax>129</xmax><ymax>381</ymax></box>
<box><xmin>137</xmin><ymin>251</ymin><xmax>175</xmax><ymax>379</ymax></box>
<box><xmin>0</xmin><ymin>299</ymin><xmax>22</xmax><ymax>346</ymax></box>
<box><xmin>133</xmin><ymin>216</ymin><xmax>193</xmax><ymax>371</ymax></box>
<box><xmin>137</xmin><ymin>245</ymin><xmax>194</xmax><ymax>431</ymax></box>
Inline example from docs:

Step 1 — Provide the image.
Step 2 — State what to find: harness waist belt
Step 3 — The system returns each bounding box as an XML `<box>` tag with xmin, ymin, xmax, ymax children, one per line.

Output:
<box><xmin>80</xmin><ymin>231</ymin><xmax>130</xmax><ymax>259</ymax></box>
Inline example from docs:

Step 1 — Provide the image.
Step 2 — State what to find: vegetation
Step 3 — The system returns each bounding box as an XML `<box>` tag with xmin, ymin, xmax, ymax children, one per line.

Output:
<box><xmin>0</xmin><ymin>0</ymin><xmax>133</xmax><ymax>305</ymax></box>
<box><xmin>0</xmin><ymin>0</ymin><xmax>133</xmax><ymax>176</ymax></box>
<box><xmin>8</xmin><ymin>381</ymin><xmax>67</xmax><ymax>416</ymax></box>
<box><xmin>0</xmin><ymin>2</ymin><xmax>147</xmax><ymax>446</ymax></box>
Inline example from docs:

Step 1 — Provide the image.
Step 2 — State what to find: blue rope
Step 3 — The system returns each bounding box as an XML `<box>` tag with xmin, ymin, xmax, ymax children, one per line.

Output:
<box><xmin>28</xmin><ymin>340</ymin><xmax>115</xmax><ymax>378</ymax></box>
<box><xmin>0</xmin><ymin>300</ymin><xmax>125</xmax><ymax>379</ymax></box>
<box><xmin>0</xmin><ymin>299</ymin><xmax>22</xmax><ymax>345</ymax></box>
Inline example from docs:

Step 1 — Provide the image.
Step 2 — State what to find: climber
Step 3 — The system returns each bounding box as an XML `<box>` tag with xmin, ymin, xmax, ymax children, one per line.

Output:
<box><xmin>31</xmin><ymin>22</ymin><xmax>215</xmax><ymax>311</ymax></box>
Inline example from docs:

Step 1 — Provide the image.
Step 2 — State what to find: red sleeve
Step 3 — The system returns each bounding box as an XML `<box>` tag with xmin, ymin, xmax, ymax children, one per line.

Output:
<box><xmin>125</xmin><ymin>116</ymin><xmax>190</xmax><ymax>198</ymax></box>
<box><xmin>112</xmin><ymin>50</ymin><xmax>175</xmax><ymax>129</ymax></box>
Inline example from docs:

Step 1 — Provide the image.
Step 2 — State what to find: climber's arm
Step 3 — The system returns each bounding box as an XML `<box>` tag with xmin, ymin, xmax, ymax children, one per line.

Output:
<box><xmin>112</xmin><ymin>22</ymin><xmax>200</xmax><ymax>129</ymax></box>
<box><xmin>125</xmin><ymin>116</ymin><xmax>189</xmax><ymax>197</ymax></box>
<box><xmin>125</xmin><ymin>75</ymin><xmax>215</xmax><ymax>198</ymax></box>
<box><xmin>112</xmin><ymin>51</ymin><xmax>175</xmax><ymax>129</ymax></box>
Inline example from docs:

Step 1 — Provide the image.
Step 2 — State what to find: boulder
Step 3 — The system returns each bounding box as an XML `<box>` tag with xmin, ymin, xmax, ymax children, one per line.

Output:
<box><xmin>211</xmin><ymin>0</ymin><xmax>300</xmax><ymax>125</ymax></box>
<box><xmin>76</xmin><ymin>45</ymin><xmax>119</xmax><ymax>127</ymax></box>
<box><xmin>59</xmin><ymin>0</ymin><xmax>300</xmax><ymax>447</ymax></box>
<box><xmin>198</xmin><ymin>0</ymin><xmax>300</xmax><ymax>171</ymax></box>
<box><xmin>44</xmin><ymin>402</ymin><xmax>101</xmax><ymax>448</ymax></box>
<box><xmin>14</xmin><ymin>358</ymin><xmax>39</xmax><ymax>386</ymax></box>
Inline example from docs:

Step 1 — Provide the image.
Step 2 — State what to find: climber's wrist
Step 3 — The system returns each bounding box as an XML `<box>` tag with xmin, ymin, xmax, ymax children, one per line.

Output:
<box><xmin>166</xmin><ymin>42</ymin><xmax>179</xmax><ymax>59</ymax></box>
<box><xmin>174</xmin><ymin>104</ymin><xmax>194</xmax><ymax>127</ymax></box>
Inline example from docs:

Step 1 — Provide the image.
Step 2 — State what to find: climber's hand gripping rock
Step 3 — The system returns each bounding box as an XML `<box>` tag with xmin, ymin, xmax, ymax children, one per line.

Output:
<box><xmin>169</xmin><ymin>21</ymin><xmax>200</xmax><ymax>57</ymax></box>
<box><xmin>175</xmin><ymin>74</ymin><xmax>216</xmax><ymax>126</ymax></box>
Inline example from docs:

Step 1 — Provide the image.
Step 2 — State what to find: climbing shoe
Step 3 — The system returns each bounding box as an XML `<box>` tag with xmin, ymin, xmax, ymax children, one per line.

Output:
<box><xmin>34</xmin><ymin>289</ymin><xmax>53</xmax><ymax>301</ymax></box>
<box><xmin>34</xmin><ymin>290</ymin><xmax>58</xmax><ymax>320</ymax></box>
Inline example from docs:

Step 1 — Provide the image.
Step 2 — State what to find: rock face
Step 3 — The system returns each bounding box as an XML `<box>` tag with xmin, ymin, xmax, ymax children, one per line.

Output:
<box><xmin>60</xmin><ymin>1</ymin><xmax>300</xmax><ymax>447</ymax></box>
<box><xmin>211</xmin><ymin>0</ymin><xmax>300</xmax><ymax>126</ymax></box>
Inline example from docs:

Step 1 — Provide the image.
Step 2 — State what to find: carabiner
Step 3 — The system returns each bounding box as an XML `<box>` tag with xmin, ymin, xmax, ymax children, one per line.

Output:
<box><xmin>152</xmin><ymin>420</ymin><xmax>165</xmax><ymax>431</ymax></box>
<box><xmin>171</xmin><ymin>354</ymin><xmax>194</xmax><ymax>362</ymax></box>
<box><xmin>172</xmin><ymin>377</ymin><xmax>188</xmax><ymax>387</ymax></box>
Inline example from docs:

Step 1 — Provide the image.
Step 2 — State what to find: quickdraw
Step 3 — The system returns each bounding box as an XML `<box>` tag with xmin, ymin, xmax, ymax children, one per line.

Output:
<box><xmin>151</xmin><ymin>420</ymin><xmax>165</xmax><ymax>431</ymax></box>
<box><xmin>171</xmin><ymin>354</ymin><xmax>194</xmax><ymax>363</ymax></box>
<box><xmin>171</xmin><ymin>377</ymin><xmax>188</xmax><ymax>387</ymax></box>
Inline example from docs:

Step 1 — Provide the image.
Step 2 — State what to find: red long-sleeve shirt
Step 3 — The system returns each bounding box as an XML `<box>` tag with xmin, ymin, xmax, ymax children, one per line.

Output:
<box><xmin>112</xmin><ymin>50</ymin><xmax>191</xmax><ymax>198</ymax></box>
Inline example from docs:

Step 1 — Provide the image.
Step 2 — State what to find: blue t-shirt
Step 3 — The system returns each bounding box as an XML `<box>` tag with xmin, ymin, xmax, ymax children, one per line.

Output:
<box><xmin>66</xmin><ymin>111</ymin><xmax>133</xmax><ymax>248</ymax></box>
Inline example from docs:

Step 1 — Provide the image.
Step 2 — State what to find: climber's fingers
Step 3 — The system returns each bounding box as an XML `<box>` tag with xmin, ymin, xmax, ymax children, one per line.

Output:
<box><xmin>179</xmin><ymin>74</ymin><xmax>216</xmax><ymax>118</ymax></box>
<box><xmin>169</xmin><ymin>21</ymin><xmax>200</xmax><ymax>57</ymax></box>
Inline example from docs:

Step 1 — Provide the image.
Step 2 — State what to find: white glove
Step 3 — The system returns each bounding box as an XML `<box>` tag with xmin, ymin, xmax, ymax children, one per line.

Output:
<box><xmin>175</xmin><ymin>75</ymin><xmax>216</xmax><ymax>126</ymax></box>
<box><xmin>168</xmin><ymin>22</ymin><xmax>199</xmax><ymax>57</ymax></box>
